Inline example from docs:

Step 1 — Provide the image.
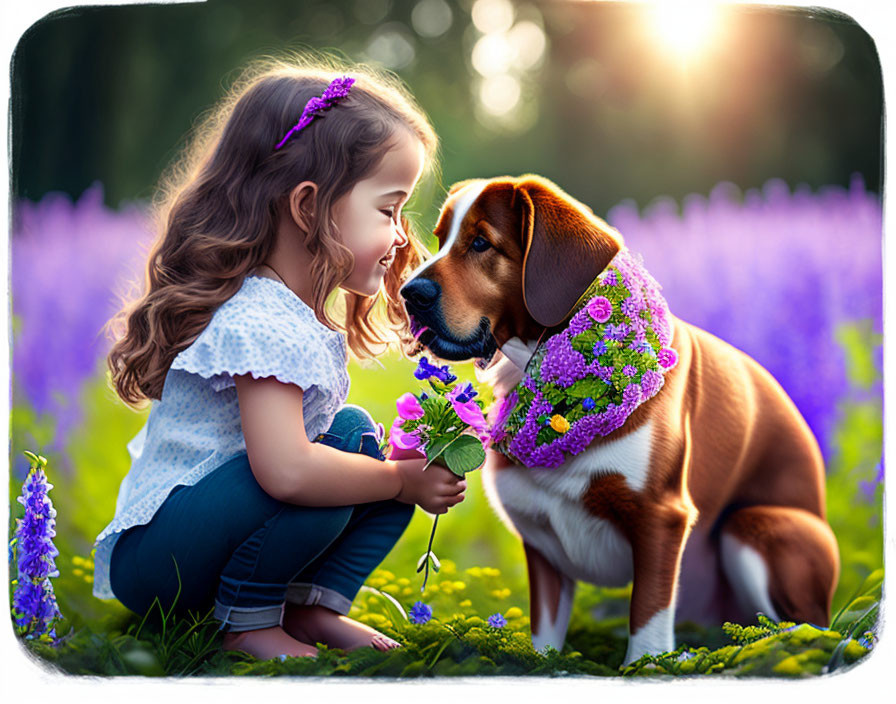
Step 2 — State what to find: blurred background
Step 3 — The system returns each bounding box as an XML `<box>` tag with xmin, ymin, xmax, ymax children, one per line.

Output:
<box><xmin>7</xmin><ymin>0</ymin><xmax>883</xmax><ymax>642</ymax></box>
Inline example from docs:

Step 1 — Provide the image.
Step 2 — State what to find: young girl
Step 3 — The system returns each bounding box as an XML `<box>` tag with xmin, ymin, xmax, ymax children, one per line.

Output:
<box><xmin>92</xmin><ymin>53</ymin><xmax>466</xmax><ymax>661</ymax></box>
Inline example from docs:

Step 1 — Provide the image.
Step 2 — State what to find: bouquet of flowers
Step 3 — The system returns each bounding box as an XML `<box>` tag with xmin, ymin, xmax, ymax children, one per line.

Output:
<box><xmin>379</xmin><ymin>356</ymin><xmax>490</xmax><ymax>589</ymax></box>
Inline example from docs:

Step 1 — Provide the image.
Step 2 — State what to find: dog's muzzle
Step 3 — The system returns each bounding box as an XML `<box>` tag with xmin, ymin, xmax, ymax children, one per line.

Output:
<box><xmin>401</xmin><ymin>278</ymin><xmax>498</xmax><ymax>365</ymax></box>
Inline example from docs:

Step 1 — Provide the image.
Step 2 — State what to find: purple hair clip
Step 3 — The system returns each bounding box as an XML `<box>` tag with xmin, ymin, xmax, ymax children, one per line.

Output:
<box><xmin>274</xmin><ymin>75</ymin><xmax>355</xmax><ymax>150</ymax></box>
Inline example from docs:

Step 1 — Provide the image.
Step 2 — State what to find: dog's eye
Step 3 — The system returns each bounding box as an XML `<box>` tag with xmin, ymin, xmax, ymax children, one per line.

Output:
<box><xmin>471</xmin><ymin>236</ymin><xmax>492</xmax><ymax>253</ymax></box>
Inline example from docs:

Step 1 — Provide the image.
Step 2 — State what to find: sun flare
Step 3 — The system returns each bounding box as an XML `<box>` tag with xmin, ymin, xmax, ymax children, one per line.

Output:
<box><xmin>645</xmin><ymin>1</ymin><xmax>725</xmax><ymax>60</ymax></box>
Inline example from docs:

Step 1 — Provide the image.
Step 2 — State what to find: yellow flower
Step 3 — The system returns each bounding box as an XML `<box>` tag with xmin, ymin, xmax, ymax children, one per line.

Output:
<box><xmin>505</xmin><ymin>607</ymin><xmax>523</xmax><ymax>619</ymax></box>
<box><xmin>459</xmin><ymin>599</ymin><xmax>472</xmax><ymax>608</ymax></box>
<box><xmin>397</xmin><ymin>577</ymin><xmax>410</xmax><ymax>586</ymax></box>
<box><xmin>482</xmin><ymin>567</ymin><xmax>501</xmax><ymax>578</ymax></box>
<box><xmin>72</xmin><ymin>568</ymin><xmax>84</xmax><ymax>577</ymax></box>
<box><xmin>491</xmin><ymin>588</ymin><xmax>511</xmax><ymax>599</ymax></box>
<box><xmin>72</xmin><ymin>555</ymin><xmax>86</xmax><ymax>567</ymax></box>
<box><xmin>465</xmin><ymin>567</ymin><xmax>483</xmax><ymax>578</ymax></box>
<box><xmin>452</xmin><ymin>581</ymin><xmax>466</xmax><ymax>591</ymax></box>
<box><xmin>84</xmin><ymin>575</ymin><xmax>93</xmax><ymax>583</ymax></box>
<box><xmin>550</xmin><ymin>414</ymin><xmax>569</xmax><ymax>433</ymax></box>
<box><xmin>378</xmin><ymin>570</ymin><xmax>396</xmax><ymax>582</ymax></box>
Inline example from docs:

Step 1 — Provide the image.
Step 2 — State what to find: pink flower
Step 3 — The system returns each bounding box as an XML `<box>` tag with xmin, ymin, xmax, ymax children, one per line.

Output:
<box><xmin>449</xmin><ymin>397</ymin><xmax>490</xmax><ymax>441</ymax></box>
<box><xmin>657</xmin><ymin>347</ymin><xmax>679</xmax><ymax>369</ymax></box>
<box><xmin>390</xmin><ymin>417</ymin><xmax>424</xmax><ymax>450</ymax></box>
<box><xmin>587</xmin><ymin>296</ymin><xmax>612</xmax><ymax>323</ymax></box>
<box><xmin>396</xmin><ymin>392</ymin><xmax>425</xmax><ymax>420</ymax></box>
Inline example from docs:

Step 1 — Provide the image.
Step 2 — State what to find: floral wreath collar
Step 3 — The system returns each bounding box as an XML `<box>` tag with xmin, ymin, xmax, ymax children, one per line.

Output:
<box><xmin>487</xmin><ymin>245</ymin><xmax>679</xmax><ymax>469</ymax></box>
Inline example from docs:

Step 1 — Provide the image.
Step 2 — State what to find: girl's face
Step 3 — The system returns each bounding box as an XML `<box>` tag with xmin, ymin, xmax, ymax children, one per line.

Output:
<box><xmin>333</xmin><ymin>129</ymin><xmax>426</xmax><ymax>298</ymax></box>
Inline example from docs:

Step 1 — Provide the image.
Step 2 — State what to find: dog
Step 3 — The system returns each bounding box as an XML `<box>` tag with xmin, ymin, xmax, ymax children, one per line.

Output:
<box><xmin>398</xmin><ymin>174</ymin><xmax>840</xmax><ymax>666</ymax></box>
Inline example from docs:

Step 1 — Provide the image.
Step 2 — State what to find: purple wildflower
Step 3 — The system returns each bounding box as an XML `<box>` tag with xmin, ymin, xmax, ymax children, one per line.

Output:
<box><xmin>11</xmin><ymin>184</ymin><xmax>155</xmax><ymax>474</ymax></box>
<box><xmin>409</xmin><ymin>601</ymin><xmax>432</xmax><ymax>624</ymax></box>
<box><xmin>11</xmin><ymin>452</ymin><xmax>62</xmax><ymax>640</ymax></box>
<box><xmin>622</xmin><ymin>364</ymin><xmax>637</xmax><ymax>377</ymax></box>
<box><xmin>593</xmin><ymin>339</ymin><xmax>608</xmax><ymax>357</ymax></box>
<box><xmin>608</xmin><ymin>176</ymin><xmax>882</xmax><ymax>460</ymax></box>
<box><xmin>602</xmin><ymin>270</ymin><xmax>618</xmax><ymax>287</ymax></box>
<box><xmin>587</xmin><ymin>296</ymin><xmax>613</xmax><ymax>323</ymax></box>
<box><xmin>414</xmin><ymin>356</ymin><xmax>457</xmax><ymax>384</ymax></box>
<box><xmin>487</xmin><ymin>613</ymin><xmax>507</xmax><ymax>628</ymax></box>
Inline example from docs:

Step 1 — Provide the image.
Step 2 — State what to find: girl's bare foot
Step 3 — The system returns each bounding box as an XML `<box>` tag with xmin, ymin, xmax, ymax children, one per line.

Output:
<box><xmin>221</xmin><ymin>625</ymin><xmax>318</xmax><ymax>661</ymax></box>
<box><xmin>282</xmin><ymin>604</ymin><xmax>402</xmax><ymax>652</ymax></box>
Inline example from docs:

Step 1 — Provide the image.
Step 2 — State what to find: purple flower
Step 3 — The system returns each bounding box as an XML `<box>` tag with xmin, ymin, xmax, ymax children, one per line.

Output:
<box><xmin>641</xmin><ymin>369</ymin><xmax>664</xmax><ymax>397</ymax></box>
<box><xmin>11</xmin><ymin>453</ymin><xmax>62</xmax><ymax>640</ymax></box>
<box><xmin>587</xmin><ymin>296</ymin><xmax>613</xmax><ymax>323</ymax></box>
<box><xmin>604</xmin><ymin>323</ymin><xmax>629</xmax><ymax>341</ymax></box>
<box><xmin>11</xmin><ymin>183</ymin><xmax>155</xmax><ymax>475</ymax></box>
<box><xmin>631</xmin><ymin>340</ymin><xmax>654</xmax><ymax>356</ymax></box>
<box><xmin>414</xmin><ymin>357</ymin><xmax>457</xmax><ymax>384</ymax></box>
<box><xmin>487</xmin><ymin>613</ymin><xmax>507</xmax><ymax>628</ymax></box>
<box><xmin>622</xmin><ymin>365</ymin><xmax>637</xmax><ymax>377</ymax></box>
<box><xmin>608</xmin><ymin>175</ymin><xmax>882</xmax><ymax>461</ymax></box>
<box><xmin>657</xmin><ymin>348</ymin><xmax>679</xmax><ymax>369</ymax></box>
<box><xmin>409</xmin><ymin>601</ymin><xmax>432</xmax><ymax>624</ymax></box>
<box><xmin>447</xmin><ymin>380</ymin><xmax>478</xmax><ymax>404</ymax></box>
<box><xmin>540</xmin><ymin>334</ymin><xmax>586</xmax><ymax>387</ymax></box>
<box><xmin>601</xmin><ymin>270</ymin><xmax>618</xmax><ymax>287</ymax></box>
<box><xmin>593</xmin><ymin>339</ymin><xmax>608</xmax><ymax>357</ymax></box>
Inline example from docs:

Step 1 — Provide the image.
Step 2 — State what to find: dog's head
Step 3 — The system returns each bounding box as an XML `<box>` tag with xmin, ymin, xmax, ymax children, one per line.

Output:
<box><xmin>400</xmin><ymin>174</ymin><xmax>623</xmax><ymax>363</ymax></box>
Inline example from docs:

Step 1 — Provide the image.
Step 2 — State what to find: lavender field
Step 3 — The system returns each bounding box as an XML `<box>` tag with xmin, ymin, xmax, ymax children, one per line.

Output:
<box><xmin>7</xmin><ymin>176</ymin><xmax>883</xmax><ymax>677</ymax></box>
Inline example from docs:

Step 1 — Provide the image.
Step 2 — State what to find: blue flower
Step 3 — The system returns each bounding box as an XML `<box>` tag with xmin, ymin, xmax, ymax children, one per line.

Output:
<box><xmin>582</xmin><ymin>397</ymin><xmax>596</xmax><ymax>411</ymax></box>
<box><xmin>452</xmin><ymin>381</ymin><xmax>478</xmax><ymax>403</ymax></box>
<box><xmin>593</xmin><ymin>339</ymin><xmax>608</xmax><ymax>357</ymax></box>
<box><xmin>414</xmin><ymin>357</ymin><xmax>457</xmax><ymax>384</ymax></box>
<box><xmin>409</xmin><ymin>601</ymin><xmax>432</xmax><ymax>624</ymax></box>
<box><xmin>487</xmin><ymin>613</ymin><xmax>507</xmax><ymax>628</ymax></box>
<box><xmin>11</xmin><ymin>453</ymin><xmax>62</xmax><ymax>640</ymax></box>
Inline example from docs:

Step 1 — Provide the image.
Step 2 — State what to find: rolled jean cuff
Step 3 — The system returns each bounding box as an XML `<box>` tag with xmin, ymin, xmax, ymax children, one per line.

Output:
<box><xmin>214</xmin><ymin>600</ymin><xmax>284</xmax><ymax>632</ymax></box>
<box><xmin>284</xmin><ymin>582</ymin><xmax>352</xmax><ymax>615</ymax></box>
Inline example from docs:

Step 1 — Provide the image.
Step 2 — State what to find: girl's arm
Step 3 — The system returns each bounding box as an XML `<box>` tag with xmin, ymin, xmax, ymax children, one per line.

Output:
<box><xmin>233</xmin><ymin>374</ymin><xmax>465</xmax><ymax>511</ymax></box>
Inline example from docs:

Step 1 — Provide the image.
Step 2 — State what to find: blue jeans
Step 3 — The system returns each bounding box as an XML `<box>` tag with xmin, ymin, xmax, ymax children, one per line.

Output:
<box><xmin>109</xmin><ymin>404</ymin><xmax>414</xmax><ymax>633</ymax></box>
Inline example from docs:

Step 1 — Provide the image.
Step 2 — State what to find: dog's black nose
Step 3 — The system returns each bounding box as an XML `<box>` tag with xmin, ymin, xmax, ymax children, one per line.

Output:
<box><xmin>400</xmin><ymin>277</ymin><xmax>440</xmax><ymax>311</ymax></box>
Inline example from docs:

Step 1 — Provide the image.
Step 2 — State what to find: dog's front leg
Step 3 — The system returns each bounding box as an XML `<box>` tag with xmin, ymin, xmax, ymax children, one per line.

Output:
<box><xmin>524</xmin><ymin>542</ymin><xmax>575</xmax><ymax>653</ymax></box>
<box><xmin>623</xmin><ymin>501</ymin><xmax>696</xmax><ymax>666</ymax></box>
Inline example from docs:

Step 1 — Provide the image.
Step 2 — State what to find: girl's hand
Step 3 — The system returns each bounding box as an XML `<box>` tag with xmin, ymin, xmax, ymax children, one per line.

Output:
<box><xmin>391</xmin><ymin>451</ymin><xmax>466</xmax><ymax>514</ymax></box>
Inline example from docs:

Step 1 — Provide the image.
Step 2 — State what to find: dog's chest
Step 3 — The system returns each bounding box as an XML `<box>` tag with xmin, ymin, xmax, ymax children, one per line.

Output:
<box><xmin>482</xmin><ymin>421</ymin><xmax>656</xmax><ymax>586</ymax></box>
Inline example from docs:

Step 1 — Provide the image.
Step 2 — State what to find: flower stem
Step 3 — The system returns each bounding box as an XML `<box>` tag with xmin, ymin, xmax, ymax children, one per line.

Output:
<box><xmin>420</xmin><ymin>514</ymin><xmax>439</xmax><ymax>591</ymax></box>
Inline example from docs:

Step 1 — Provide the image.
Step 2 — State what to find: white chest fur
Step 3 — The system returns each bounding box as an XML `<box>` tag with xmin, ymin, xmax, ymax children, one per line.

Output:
<box><xmin>481</xmin><ymin>419</ymin><xmax>656</xmax><ymax>587</ymax></box>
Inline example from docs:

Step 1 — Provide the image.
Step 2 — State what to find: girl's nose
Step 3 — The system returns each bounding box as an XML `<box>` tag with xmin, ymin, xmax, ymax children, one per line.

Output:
<box><xmin>393</xmin><ymin>218</ymin><xmax>409</xmax><ymax>247</ymax></box>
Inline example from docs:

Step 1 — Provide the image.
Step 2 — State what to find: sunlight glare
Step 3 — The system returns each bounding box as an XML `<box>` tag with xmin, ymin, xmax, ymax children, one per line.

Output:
<box><xmin>645</xmin><ymin>1</ymin><xmax>724</xmax><ymax>60</ymax></box>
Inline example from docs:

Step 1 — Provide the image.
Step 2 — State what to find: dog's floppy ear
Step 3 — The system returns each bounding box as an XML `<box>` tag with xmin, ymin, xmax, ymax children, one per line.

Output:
<box><xmin>513</xmin><ymin>175</ymin><xmax>623</xmax><ymax>328</ymax></box>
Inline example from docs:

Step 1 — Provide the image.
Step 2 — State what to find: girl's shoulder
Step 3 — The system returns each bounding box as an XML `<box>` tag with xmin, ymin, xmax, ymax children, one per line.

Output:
<box><xmin>169</xmin><ymin>274</ymin><xmax>348</xmax><ymax>393</ymax></box>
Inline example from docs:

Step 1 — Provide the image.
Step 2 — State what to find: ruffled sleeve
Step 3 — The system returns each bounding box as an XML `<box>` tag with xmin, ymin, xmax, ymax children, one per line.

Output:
<box><xmin>169</xmin><ymin>287</ymin><xmax>336</xmax><ymax>396</ymax></box>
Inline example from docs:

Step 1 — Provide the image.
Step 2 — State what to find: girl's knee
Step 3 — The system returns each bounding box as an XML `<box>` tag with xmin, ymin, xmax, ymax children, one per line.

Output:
<box><xmin>319</xmin><ymin>405</ymin><xmax>383</xmax><ymax>459</ymax></box>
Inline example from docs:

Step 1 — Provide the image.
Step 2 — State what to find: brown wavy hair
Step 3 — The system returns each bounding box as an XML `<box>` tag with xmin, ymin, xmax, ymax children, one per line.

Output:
<box><xmin>105</xmin><ymin>50</ymin><xmax>441</xmax><ymax>410</ymax></box>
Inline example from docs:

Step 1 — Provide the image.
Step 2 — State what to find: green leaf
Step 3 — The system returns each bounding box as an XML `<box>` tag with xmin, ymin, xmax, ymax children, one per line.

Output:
<box><xmin>442</xmin><ymin>434</ymin><xmax>486</xmax><ymax>476</ymax></box>
<box><xmin>566</xmin><ymin>377</ymin><xmax>609</xmax><ymax>399</ymax></box>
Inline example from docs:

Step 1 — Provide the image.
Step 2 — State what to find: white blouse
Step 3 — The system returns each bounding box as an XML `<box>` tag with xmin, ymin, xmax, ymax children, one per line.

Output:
<box><xmin>92</xmin><ymin>274</ymin><xmax>351</xmax><ymax>600</ymax></box>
